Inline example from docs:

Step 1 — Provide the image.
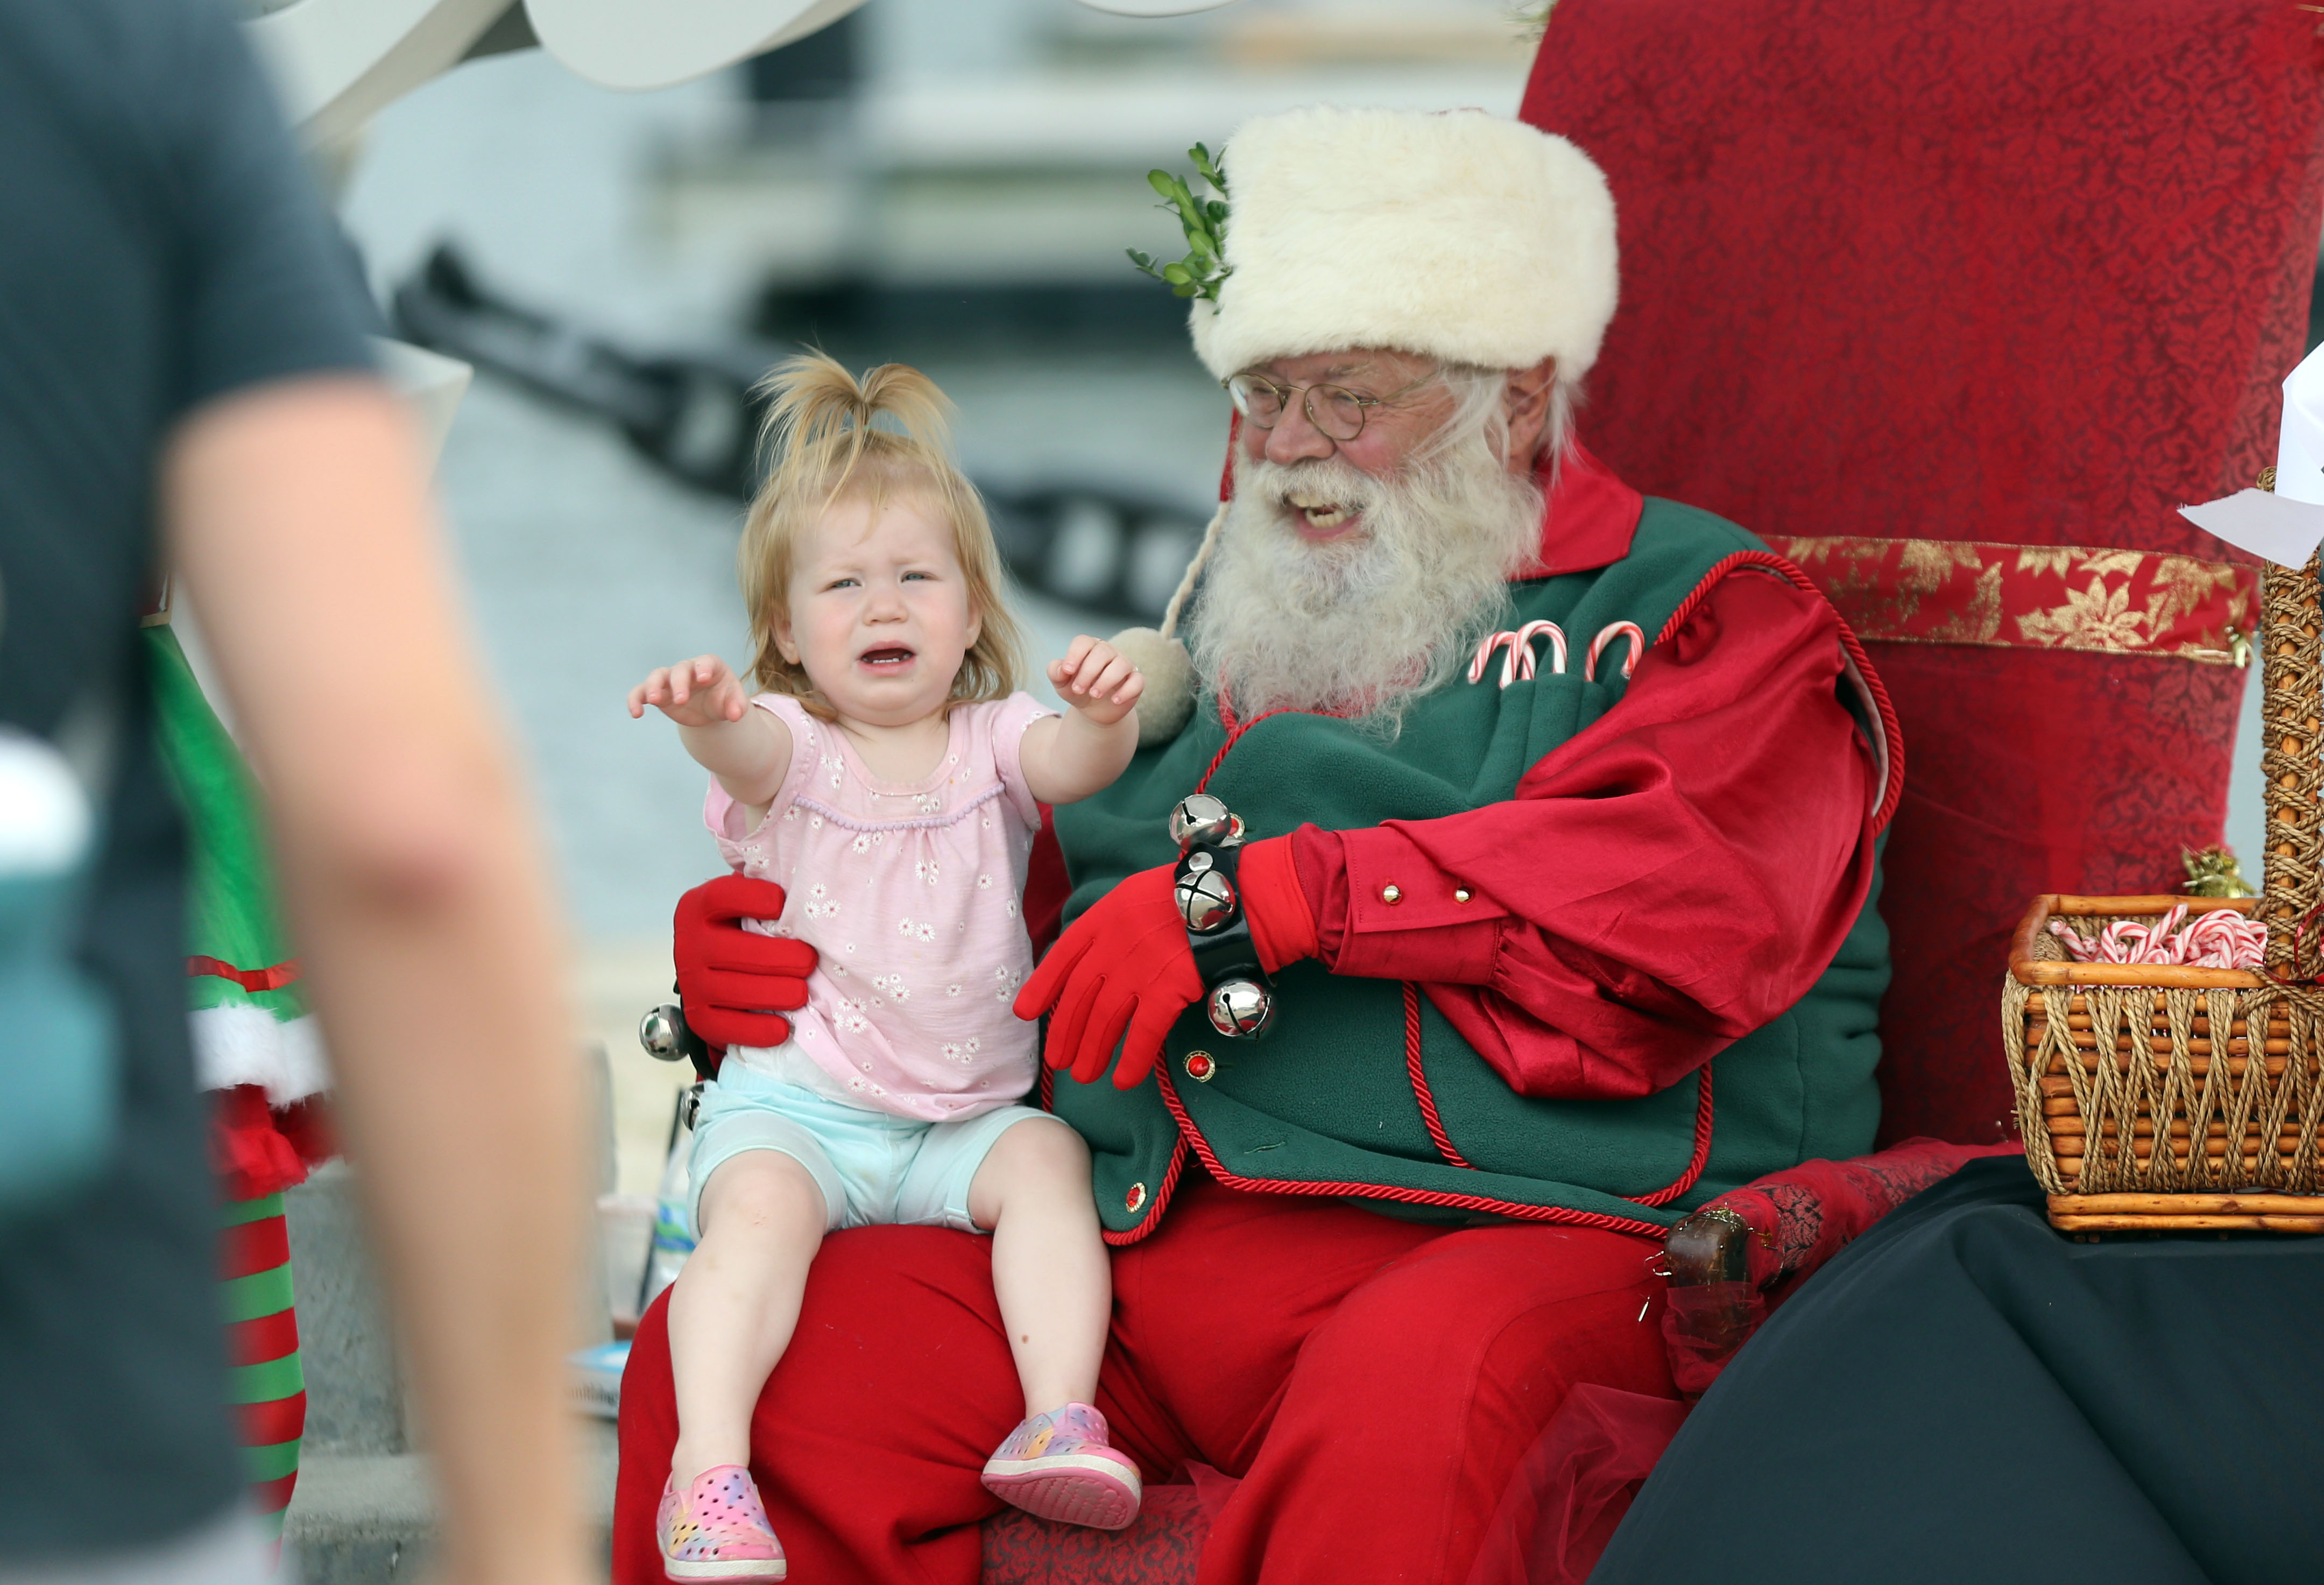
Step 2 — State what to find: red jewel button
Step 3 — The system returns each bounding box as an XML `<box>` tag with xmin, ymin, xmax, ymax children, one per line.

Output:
<box><xmin>1125</xmin><ymin>1181</ymin><xmax>1148</xmax><ymax>1213</ymax></box>
<box><xmin>1185</xmin><ymin>1051</ymin><xmax>1217</xmax><ymax>1082</ymax></box>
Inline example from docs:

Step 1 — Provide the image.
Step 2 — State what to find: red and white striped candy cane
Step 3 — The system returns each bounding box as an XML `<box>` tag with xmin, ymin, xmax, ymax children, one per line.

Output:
<box><xmin>2180</xmin><ymin>907</ymin><xmax>2266</xmax><ymax>969</ymax></box>
<box><xmin>1513</xmin><ymin>620</ymin><xmax>1567</xmax><ymax>681</ymax></box>
<box><xmin>1585</xmin><ymin>621</ymin><xmax>1644</xmax><ymax>682</ymax></box>
<box><xmin>1468</xmin><ymin>630</ymin><xmax>1520</xmax><ymax>687</ymax></box>
<box><xmin>2051</xmin><ymin>905</ymin><xmax>2267</xmax><ymax>970</ymax></box>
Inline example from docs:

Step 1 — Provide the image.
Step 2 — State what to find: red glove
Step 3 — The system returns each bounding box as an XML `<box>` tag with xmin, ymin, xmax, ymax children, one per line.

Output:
<box><xmin>1014</xmin><ymin>865</ymin><xmax>1197</xmax><ymax>1089</ymax></box>
<box><xmin>674</xmin><ymin>875</ymin><xmax>817</xmax><ymax>1051</ymax></box>
<box><xmin>1013</xmin><ymin>837</ymin><xmax>1318</xmax><ymax>1089</ymax></box>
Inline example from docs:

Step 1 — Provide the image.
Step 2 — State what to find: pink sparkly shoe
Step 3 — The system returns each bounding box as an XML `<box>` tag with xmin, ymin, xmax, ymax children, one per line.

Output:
<box><xmin>657</xmin><ymin>1464</ymin><xmax>787</xmax><ymax>1582</ymax></box>
<box><xmin>980</xmin><ymin>1403</ymin><xmax>1143</xmax><ymax>1530</ymax></box>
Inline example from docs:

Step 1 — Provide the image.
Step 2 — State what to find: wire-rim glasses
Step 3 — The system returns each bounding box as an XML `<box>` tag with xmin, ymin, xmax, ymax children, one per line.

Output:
<box><xmin>1223</xmin><ymin>368</ymin><xmax>1439</xmax><ymax>443</ymax></box>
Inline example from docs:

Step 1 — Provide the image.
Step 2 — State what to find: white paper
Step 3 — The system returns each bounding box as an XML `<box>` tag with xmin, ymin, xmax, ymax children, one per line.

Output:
<box><xmin>2282</xmin><ymin>344</ymin><xmax>2324</xmax><ymax>505</ymax></box>
<box><xmin>2178</xmin><ymin>489</ymin><xmax>2324</xmax><ymax>568</ymax></box>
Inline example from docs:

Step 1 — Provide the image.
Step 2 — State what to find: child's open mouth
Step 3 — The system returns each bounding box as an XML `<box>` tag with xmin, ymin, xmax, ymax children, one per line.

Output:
<box><xmin>859</xmin><ymin>645</ymin><xmax>917</xmax><ymax>670</ymax></box>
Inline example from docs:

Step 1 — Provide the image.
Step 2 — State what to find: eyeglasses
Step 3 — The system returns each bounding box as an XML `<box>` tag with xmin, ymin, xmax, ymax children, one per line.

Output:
<box><xmin>1223</xmin><ymin>368</ymin><xmax>1439</xmax><ymax>443</ymax></box>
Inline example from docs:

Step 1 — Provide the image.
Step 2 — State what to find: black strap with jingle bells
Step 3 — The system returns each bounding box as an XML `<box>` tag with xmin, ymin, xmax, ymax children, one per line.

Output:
<box><xmin>1169</xmin><ymin>793</ymin><xmax>1275</xmax><ymax>1039</ymax></box>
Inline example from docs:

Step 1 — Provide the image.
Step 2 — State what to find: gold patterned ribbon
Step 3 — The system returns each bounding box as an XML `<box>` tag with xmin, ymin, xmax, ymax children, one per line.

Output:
<box><xmin>1763</xmin><ymin>536</ymin><xmax>2256</xmax><ymax>666</ymax></box>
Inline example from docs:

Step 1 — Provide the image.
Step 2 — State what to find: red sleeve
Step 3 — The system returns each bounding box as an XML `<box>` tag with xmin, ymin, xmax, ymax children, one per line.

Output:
<box><xmin>1290</xmin><ymin>568</ymin><xmax>1880</xmax><ymax>1101</ymax></box>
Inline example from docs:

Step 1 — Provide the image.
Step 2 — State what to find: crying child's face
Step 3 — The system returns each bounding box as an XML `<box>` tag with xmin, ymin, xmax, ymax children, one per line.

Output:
<box><xmin>777</xmin><ymin>492</ymin><xmax>980</xmax><ymax>730</ymax></box>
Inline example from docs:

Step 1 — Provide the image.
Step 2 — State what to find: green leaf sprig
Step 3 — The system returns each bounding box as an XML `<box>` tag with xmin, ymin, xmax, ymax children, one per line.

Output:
<box><xmin>1127</xmin><ymin>143</ymin><xmax>1231</xmax><ymax>302</ymax></box>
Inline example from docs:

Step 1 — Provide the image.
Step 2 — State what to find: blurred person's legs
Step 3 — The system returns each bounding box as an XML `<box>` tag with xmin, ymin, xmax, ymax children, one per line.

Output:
<box><xmin>0</xmin><ymin>1506</ymin><xmax>280</xmax><ymax>1585</ymax></box>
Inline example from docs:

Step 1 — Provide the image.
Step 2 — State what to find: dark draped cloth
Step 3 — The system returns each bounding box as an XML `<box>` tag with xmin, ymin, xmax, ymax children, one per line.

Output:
<box><xmin>1591</xmin><ymin>1158</ymin><xmax>2324</xmax><ymax>1584</ymax></box>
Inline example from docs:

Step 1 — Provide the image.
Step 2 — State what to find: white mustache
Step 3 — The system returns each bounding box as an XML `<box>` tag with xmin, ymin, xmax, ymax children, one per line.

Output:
<box><xmin>1246</xmin><ymin>458</ymin><xmax>1381</xmax><ymax>516</ymax></box>
<box><xmin>1191</xmin><ymin>435</ymin><xmax>1543</xmax><ymax>726</ymax></box>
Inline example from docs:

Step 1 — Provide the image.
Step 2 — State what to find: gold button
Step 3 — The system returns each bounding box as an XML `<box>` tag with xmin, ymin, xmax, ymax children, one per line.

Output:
<box><xmin>1125</xmin><ymin>1181</ymin><xmax>1148</xmax><ymax>1213</ymax></box>
<box><xmin>1454</xmin><ymin>887</ymin><xmax>1473</xmax><ymax>903</ymax></box>
<box><xmin>1185</xmin><ymin>1051</ymin><xmax>1217</xmax><ymax>1082</ymax></box>
<box><xmin>1382</xmin><ymin>884</ymin><xmax>1402</xmax><ymax>904</ymax></box>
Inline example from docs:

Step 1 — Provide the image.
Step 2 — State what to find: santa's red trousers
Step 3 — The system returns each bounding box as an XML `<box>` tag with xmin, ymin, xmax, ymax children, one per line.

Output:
<box><xmin>612</xmin><ymin>1171</ymin><xmax>1672</xmax><ymax>1584</ymax></box>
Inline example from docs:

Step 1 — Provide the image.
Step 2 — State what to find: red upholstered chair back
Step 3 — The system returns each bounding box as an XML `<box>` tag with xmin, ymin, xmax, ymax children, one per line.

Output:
<box><xmin>1520</xmin><ymin>0</ymin><xmax>2324</xmax><ymax>1145</ymax></box>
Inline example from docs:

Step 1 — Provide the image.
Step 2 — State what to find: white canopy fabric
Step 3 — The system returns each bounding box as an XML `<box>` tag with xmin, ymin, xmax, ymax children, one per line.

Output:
<box><xmin>247</xmin><ymin>0</ymin><xmax>1243</xmax><ymax>136</ymax></box>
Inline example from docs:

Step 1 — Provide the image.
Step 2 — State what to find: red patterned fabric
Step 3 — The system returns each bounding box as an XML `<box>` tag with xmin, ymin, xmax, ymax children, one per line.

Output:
<box><xmin>1763</xmin><ymin>537</ymin><xmax>2254</xmax><ymax>664</ymax></box>
<box><xmin>1520</xmin><ymin>0</ymin><xmax>2324</xmax><ymax>1145</ymax></box>
<box><xmin>1710</xmin><ymin>1139</ymin><xmax>2024</xmax><ymax>1293</ymax></box>
<box><xmin>1660</xmin><ymin>1138</ymin><xmax>2024</xmax><ymax>1396</ymax></box>
<box><xmin>980</xmin><ymin>1485</ymin><xmax>1204</xmax><ymax>1584</ymax></box>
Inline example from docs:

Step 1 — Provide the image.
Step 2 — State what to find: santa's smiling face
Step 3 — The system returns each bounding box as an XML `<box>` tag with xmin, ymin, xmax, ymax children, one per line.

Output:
<box><xmin>1233</xmin><ymin>347</ymin><xmax>1562</xmax><ymax>531</ymax></box>
<box><xmin>1238</xmin><ymin>349</ymin><xmax>1458</xmax><ymax>540</ymax></box>
<box><xmin>1192</xmin><ymin>347</ymin><xmax>1564</xmax><ymax>726</ymax></box>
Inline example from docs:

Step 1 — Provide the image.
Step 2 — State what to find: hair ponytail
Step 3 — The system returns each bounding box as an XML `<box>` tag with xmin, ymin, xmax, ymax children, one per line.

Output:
<box><xmin>737</xmin><ymin>354</ymin><xmax>1025</xmax><ymax>713</ymax></box>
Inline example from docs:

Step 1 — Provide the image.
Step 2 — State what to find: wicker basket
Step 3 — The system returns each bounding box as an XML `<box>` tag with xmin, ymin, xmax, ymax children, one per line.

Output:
<box><xmin>2003</xmin><ymin>554</ymin><xmax>2324</xmax><ymax>1232</ymax></box>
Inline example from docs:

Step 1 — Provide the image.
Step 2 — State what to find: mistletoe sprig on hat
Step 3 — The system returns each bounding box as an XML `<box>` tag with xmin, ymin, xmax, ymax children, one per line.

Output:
<box><xmin>1127</xmin><ymin>143</ymin><xmax>1231</xmax><ymax>302</ymax></box>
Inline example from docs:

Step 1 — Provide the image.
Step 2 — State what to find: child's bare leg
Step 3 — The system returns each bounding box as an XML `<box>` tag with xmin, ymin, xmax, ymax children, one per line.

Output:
<box><xmin>668</xmin><ymin>1150</ymin><xmax>827</xmax><ymax>1486</ymax></box>
<box><xmin>968</xmin><ymin>1117</ymin><xmax>1111</xmax><ymax>1418</ymax></box>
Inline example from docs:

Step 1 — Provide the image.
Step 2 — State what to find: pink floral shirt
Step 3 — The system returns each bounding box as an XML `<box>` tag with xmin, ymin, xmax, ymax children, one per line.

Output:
<box><xmin>705</xmin><ymin>691</ymin><xmax>1055</xmax><ymax>1122</ymax></box>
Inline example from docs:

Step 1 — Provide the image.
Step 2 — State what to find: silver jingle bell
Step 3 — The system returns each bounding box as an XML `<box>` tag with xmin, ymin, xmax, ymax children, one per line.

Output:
<box><xmin>1169</xmin><ymin>793</ymin><xmax>1241</xmax><ymax>850</ymax></box>
<box><xmin>639</xmin><ymin>1004</ymin><xmax>690</xmax><ymax>1061</ymax></box>
<box><xmin>1206</xmin><ymin>977</ymin><xmax>1275</xmax><ymax>1039</ymax></box>
<box><xmin>1176</xmin><ymin>865</ymin><xmax>1239</xmax><ymax>933</ymax></box>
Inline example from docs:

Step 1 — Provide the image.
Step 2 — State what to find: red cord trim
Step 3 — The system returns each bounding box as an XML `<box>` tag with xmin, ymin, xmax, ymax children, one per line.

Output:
<box><xmin>1652</xmin><ymin>551</ymin><xmax>1906</xmax><ymax>835</ymax></box>
<box><xmin>1405</xmin><ymin>981</ymin><xmax>1715</xmax><ymax>1208</ymax></box>
<box><xmin>188</xmin><ymin>955</ymin><xmax>301</xmax><ymax>992</ymax></box>
<box><xmin>1134</xmin><ymin>583</ymin><xmax>1760</xmax><ymax>1240</ymax></box>
<box><xmin>1044</xmin><ymin>1059</ymin><xmax>1193</xmax><ymax>1248</ymax></box>
<box><xmin>1153</xmin><ymin>1063</ymin><xmax>1668</xmax><ymax>1238</ymax></box>
<box><xmin>1403</xmin><ymin>983</ymin><xmax>1475</xmax><ymax>1170</ymax></box>
<box><xmin>1100</xmin><ymin>1137</ymin><xmax>1190</xmax><ymax>1248</ymax></box>
<box><xmin>1627</xmin><ymin>1063</ymin><xmax>1715</xmax><ymax>1209</ymax></box>
<box><xmin>1089</xmin><ymin>1030</ymin><xmax>1708</xmax><ymax>1242</ymax></box>
<box><xmin>1196</xmin><ymin>705</ymin><xmax>1296</xmax><ymax>792</ymax></box>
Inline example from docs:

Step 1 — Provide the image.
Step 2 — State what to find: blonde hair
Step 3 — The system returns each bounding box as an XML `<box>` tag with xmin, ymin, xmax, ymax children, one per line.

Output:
<box><xmin>739</xmin><ymin>353</ymin><xmax>1025</xmax><ymax>717</ymax></box>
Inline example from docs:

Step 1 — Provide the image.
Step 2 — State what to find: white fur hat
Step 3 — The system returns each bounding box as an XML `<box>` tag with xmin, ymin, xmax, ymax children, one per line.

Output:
<box><xmin>1188</xmin><ymin>106</ymin><xmax>1620</xmax><ymax>383</ymax></box>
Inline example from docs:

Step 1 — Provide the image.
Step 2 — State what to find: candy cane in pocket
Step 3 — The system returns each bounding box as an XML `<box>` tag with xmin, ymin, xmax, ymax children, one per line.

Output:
<box><xmin>1467</xmin><ymin>621</ymin><xmax>1569</xmax><ymax>688</ymax></box>
<box><xmin>1585</xmin><ymin>622</ymin><xmax>1644</xmax><ymax>683</ymax></box>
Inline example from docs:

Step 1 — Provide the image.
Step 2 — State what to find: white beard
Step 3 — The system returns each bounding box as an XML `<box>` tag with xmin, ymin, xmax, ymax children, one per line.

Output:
<box><xmin>1186</xmin><ymin>435</ymin><xmax>1544</xmax><ymax>728</ymax></box>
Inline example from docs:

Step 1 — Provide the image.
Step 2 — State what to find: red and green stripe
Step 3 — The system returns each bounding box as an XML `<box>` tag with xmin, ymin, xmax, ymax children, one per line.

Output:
<box><xmin>220</xmin><ymin>1192</ymin><xmax>305</xmax><ymax>1541</ymax></box>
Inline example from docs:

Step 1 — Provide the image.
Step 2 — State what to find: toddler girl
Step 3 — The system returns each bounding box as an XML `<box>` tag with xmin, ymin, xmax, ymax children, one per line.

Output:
<box><xmin>628</xmin><ymin>355</ymin><xmax>1146</xmax><ymax>1582</ymax></box>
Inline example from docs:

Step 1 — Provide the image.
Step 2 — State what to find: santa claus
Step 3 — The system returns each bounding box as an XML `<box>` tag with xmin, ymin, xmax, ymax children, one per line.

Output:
<box><xmin>616</xmin><ymin>104</ymin><xmax>1902</xmax><ymax>1583</ymax></box>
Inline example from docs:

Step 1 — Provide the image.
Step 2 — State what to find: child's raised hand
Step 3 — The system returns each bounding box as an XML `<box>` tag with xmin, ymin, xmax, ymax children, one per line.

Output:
<box><xmin>628</xmin><ymin>656</ymin><xmax>750</xmax><ymax>728</ymax></box>
<box><xmin>1048</xmin><ymin>636</ymin><xmax>1144</xmax><ymax>728</ymax></box>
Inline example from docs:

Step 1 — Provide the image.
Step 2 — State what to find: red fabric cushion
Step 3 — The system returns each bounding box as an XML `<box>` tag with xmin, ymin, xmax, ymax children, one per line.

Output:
<box><xmin>1520</xmin><ymin>0</ymin><xmax>2324</xmax><ymax>1143</ymax></box>
<box><xmin>980</xmin><ymin>1485</ymin><xmax>1204</xmax><ymax>1585</ymax></box>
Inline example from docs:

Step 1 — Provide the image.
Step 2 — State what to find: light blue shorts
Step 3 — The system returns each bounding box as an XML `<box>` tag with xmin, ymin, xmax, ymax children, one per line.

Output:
<box><xmin>686</xmin><ymin>1059</ymin><xmax>1052</xmax><ymax>1239</ymax></box>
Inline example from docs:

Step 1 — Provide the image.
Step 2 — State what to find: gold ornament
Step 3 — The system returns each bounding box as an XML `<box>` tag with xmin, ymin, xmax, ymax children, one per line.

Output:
<box><xmin>2181</xmin><ymin>845</ymin><xmax>2255</xmax><ymax>898</ymax></box>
